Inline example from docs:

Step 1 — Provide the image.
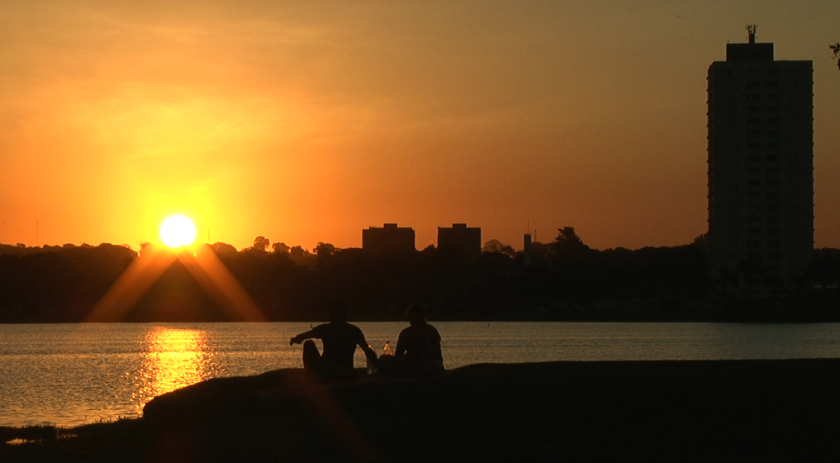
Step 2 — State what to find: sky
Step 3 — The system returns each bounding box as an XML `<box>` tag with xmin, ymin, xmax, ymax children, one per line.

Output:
<box><xmin>1</xmin><ymin>0</ymin><xmax>838</xmax><ymax>252</ymax></box>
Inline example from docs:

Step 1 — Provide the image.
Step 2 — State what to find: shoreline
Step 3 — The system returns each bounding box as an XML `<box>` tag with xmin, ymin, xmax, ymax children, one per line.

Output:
<box><xmin>4</xmin><ymin>358</ymin><xmax>840</xmax><ymax>462</ymax></box>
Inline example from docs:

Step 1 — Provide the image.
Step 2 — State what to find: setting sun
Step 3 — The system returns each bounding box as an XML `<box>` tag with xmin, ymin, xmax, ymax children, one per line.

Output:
<box><xmin>159</xmin><ymin>215</ymin><xmax>197</xmax><ymax>248</ymax></box>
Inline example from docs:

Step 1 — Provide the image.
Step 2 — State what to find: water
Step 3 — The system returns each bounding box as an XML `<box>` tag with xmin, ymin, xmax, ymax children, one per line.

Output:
<box><xmin>2</xmin><ymin>322</ymin><xmax>840</xmax><ymax>428</ymax></box>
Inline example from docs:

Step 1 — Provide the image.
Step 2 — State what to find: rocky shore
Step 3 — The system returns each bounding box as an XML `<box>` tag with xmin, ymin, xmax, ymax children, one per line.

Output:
<box><xmin>4</xmin><ymin>359</ymin><xmax>840</xmax><ymax>462</ymax></box>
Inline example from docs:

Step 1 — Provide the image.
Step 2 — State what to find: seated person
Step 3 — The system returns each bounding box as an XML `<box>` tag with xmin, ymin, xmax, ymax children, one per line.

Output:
<box><xmin>290</xmin><ymin>301</ymin><xmax>378</xmax><ymax>382</ymax></box>
<box><xmin>379</xmin><ymin>304</ymin><xmax>444</xmax><ymax>377</ymax></box>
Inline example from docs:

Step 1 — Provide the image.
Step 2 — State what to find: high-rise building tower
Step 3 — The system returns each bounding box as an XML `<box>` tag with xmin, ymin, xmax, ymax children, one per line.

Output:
<box><xmin>437</xmin><ymin>223</ymin><xmax>481</xmax><ymax>261</ymax></box>
<box><xmin>362</xmin><ymin>223</ymin><xmax>416</xmax><ymax>255</ymax></box>
<box><xmin>707</xmin><ymin>26</ymin><xmax>814</xmax><ymax>293</ymax></box>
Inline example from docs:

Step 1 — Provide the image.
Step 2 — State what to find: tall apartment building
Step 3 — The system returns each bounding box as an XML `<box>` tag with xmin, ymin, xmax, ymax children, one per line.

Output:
<box><xmin>362</xmin><ymin>223</ymin><xmax>416</xmax><ymax>255</ymax></box>
<box><xmin>437</xmin><ymin>223</ymin><xmax>481</xmax><ymax>261</ymax></box>
<box><xmin>707</xmin><ymin>27</ymin><xmax>814</xmax><ymax>293</ymax></box>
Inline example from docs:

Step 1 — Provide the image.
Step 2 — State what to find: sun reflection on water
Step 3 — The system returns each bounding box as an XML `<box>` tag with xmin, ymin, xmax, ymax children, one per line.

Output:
<box><xmin>132</xmin><ymin>327</ymin><xmax>220</xmax><ymax>414</ymax></box>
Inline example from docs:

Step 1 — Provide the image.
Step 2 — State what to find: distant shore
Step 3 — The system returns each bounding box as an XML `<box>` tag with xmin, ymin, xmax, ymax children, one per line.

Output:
<box><xmin>4</xmin><ymin>358</ymin><xmax>840</xmax><ymax>462</ymax></box>
<box><xmin>2</xmin><ymin>295</ymin><xmax>840</xmax><ymax>323</ymax></box>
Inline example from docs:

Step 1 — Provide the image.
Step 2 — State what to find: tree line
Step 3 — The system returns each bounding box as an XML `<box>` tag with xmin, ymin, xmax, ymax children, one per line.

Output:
<box><xmin>1</xmin><ymin>228</ymin><xmax>838</xmax><ymax>323</ymax></box>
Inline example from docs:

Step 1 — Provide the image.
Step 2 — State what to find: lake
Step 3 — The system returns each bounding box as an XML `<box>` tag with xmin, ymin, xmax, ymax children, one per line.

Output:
<box><xmin>2</xmin><ymin>322</ymin><xmax>840</xmax><ymax>427</ymax></box>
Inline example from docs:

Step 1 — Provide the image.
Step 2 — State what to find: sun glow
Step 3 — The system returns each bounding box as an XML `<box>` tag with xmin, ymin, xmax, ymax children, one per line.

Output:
<box><xmin>159</xmin><ymin>215</ymin><xmax>197</xmax><ymax>248</ymax></box>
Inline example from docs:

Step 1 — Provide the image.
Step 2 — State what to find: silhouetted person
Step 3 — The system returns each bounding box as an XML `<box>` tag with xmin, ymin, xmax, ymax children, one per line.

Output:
<box><xmin>379</xmin><ymin>304</ymin><xmax>444</xmax><ymax>377</ymax></box>
<box><xmin>290</xmin><ymin>301</ymin><xmax>378</xmax><ymax>382</ymax></box>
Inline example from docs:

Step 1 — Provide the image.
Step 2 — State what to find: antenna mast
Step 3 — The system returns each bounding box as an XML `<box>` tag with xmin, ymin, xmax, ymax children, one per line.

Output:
<box><xmin>746</xmin><ymin>24</ymin><xmax>757</xmax><ymax>44</ymax></box>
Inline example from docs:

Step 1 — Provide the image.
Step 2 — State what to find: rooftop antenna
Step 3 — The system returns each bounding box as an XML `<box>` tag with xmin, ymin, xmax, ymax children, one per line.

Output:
<box><xmin>746</xmin><ymin>24</ymin><xmax>757</xmax><ymax>44</ymax></box>
<box><xmin>832</xmin><ymin>43</ymin><xmax>840</xmax><ymax>71</ymax></box>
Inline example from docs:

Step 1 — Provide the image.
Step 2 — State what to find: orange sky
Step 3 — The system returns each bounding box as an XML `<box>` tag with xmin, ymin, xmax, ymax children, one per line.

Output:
<box><xmin>2</xmin><ymin>1</ymin><xmax>839</xmax><ymax>251</ymax></box>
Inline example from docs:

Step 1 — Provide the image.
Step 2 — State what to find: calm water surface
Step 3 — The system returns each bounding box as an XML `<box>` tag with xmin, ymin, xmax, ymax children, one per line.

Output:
<box><xmin>2</xmin><ymin>322</ymin><xmax>840</xmax><ymax>427</ymax></box>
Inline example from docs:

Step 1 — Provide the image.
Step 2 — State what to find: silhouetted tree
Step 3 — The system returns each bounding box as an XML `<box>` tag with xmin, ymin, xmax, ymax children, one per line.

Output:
<box><xmin>552</xmin><ymin>227</ymin><xmax>590</xmax><ymax>257</ymax></box>
<box><xmin>482</xmin><ymin>239</ymin><xmax>516</xmax><ymax>257</ymax></box>
<box><xmin>691</xmin><ymin>233</ymin><xmax>709</xmax><ymax>254</ymax></box>
<box><xmin>314</xmin><ymin>242</ymin><xmax>336</xmax><ymax>258</ymax></box>
<box><xmin>831</xmin><ymin>43</ymin><xmax>840</xmax><ymax>70</ymax></box>
<box><xmin>272</xmin><ymin>242</ymin><xmax>290</xmax><ymax>255</ymax></box>
<box><xmin>289</xmin><ymin>246</ymin><xmax>314</xmax><ymax>267</ymax></box>
<box><xmin>252</xmin><ymin>236</ymin><xmax>270</xmax><ymax>252</ymax></box>
<box><xmin>210</xmin><ymin>242</ymin><xmax>237</xmax><ymax>257</ymax></box>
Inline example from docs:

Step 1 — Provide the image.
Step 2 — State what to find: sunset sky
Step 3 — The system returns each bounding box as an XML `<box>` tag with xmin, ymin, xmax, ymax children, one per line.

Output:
<box><xmin>2</xmin><ymin>1</ymin><xmax>838</xmax><ymax>252</ymax></box>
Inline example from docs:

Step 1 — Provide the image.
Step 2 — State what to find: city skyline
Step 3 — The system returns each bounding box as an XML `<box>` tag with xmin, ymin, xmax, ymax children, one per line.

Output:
<box><xmin>2</xmin><ymin>1</ymin><xmax>839</xmax><ymax>252</ymax></box>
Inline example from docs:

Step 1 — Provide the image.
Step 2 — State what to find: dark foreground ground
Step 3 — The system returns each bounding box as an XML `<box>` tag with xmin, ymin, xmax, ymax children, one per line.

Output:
<box><xmin>3</xmin><ymin>359</ymin><xmax>840</xmax><ymax>462</ymax></box>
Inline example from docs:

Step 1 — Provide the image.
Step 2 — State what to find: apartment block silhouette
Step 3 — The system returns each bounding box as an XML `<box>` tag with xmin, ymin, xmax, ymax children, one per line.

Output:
<box><xmin>707</xmin><ymin>27</ymin><xmax>813</xmax><ymax>293</ymax></box>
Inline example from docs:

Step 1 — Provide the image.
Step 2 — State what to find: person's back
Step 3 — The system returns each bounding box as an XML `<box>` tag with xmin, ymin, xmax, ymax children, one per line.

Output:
<box><xmin>382</xmin><ymin>304</ymin><xmax>444</xmax><ymax>377</ymax></box>
<box><xmin>398</xmin><ymin>323</ymin><xmax>443</xmax><ymax>365</ymax></box>
<box><xmin>289</xmin><ymin>302</ymin><xmax>378</xmax><ymax>381</ymax></box>
<box><xmin>311</xmin><ymin>321</ymin><xmax>366</xmax><ymax>370</ymax></box>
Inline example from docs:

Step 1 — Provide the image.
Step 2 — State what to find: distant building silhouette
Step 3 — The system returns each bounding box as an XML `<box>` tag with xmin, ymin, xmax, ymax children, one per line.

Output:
<box><xmin>707</xmin><ymin>26</ymin><xmax>814</xmax><ymax>294</ymax></box>
<box><xmin>437</xmin><ymin>224</ymin><xmax>481</xmax><ymax>261</ymax></box>
<box><xmin>523</xmin><ymin>233</ymin><xmax>532</xmax><ymax>267</ymax></box>
<box><xmin>362</xmin><ymin>224</ymin><xmax>415</xmax><ymax>255</ymax></box>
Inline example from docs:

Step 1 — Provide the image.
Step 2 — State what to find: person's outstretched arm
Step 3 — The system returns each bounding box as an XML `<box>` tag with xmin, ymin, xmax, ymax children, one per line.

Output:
<box><xmin>290</xmin><ymin>330</ymin><xmax>316</xmax><ymax>346</ymax></box>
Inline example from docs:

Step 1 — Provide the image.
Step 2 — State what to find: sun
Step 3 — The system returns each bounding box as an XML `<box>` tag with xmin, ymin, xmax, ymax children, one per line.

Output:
<box><xmin>159</xmin><ymin>215</ymin><xmax>197</xmax><ymax>248</ymax></box>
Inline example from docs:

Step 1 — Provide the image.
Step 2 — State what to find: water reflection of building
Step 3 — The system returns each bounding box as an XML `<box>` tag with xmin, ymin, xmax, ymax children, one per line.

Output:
<box><xmin>707</xmin><ymin>27</ymin><xmax>814</xmax><ymax>294</ymax></box>
<box><xmin>362</xmin><ymin>223</ymin><xmax>416</xmax><ymax>255</ymax></box>
<box><xmin>437</xmin><ymin>223</ymin><xmax>481</xmax><ymax>261</ymax></box>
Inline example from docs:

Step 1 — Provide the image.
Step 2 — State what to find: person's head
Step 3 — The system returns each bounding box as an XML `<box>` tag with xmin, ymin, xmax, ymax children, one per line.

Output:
<box><xmin>406</xmin><ymin>304</ymin><xmax>427</xmax><ymax>327</ymax></box>
<box><xmin>328</xmin><ymin>301</ymin><xmax>347</xmax><ymax>323</ymax></box>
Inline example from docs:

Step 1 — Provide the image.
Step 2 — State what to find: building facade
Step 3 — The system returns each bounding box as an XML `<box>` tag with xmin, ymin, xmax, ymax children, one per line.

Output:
<box><xmin>437</xmin><ymin>223</ymin><xmax>481</xmax><ymax>261</ymax></box>
<box><xmin>707</xmin><ymin>28</ymin><xmax>814</xmax><ymax>293</ymax></box>
<box><xmin>362</xmin><ymin>223</ymin><xmax>416</xmax><ymax>255</ymax></box>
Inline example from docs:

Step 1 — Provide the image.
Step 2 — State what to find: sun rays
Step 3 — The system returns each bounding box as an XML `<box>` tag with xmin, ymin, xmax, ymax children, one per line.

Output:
<box><xmin>87</xmin><ymin>216</ymin><xmax>265</xmax><ymax>322</ymax></box>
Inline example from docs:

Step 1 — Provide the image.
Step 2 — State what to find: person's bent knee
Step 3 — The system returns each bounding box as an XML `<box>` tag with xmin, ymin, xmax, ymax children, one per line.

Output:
<box><xmin>302</xmin><ymin>340</ymin><xmax>321</xmax><ymax>370</ymax></box>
